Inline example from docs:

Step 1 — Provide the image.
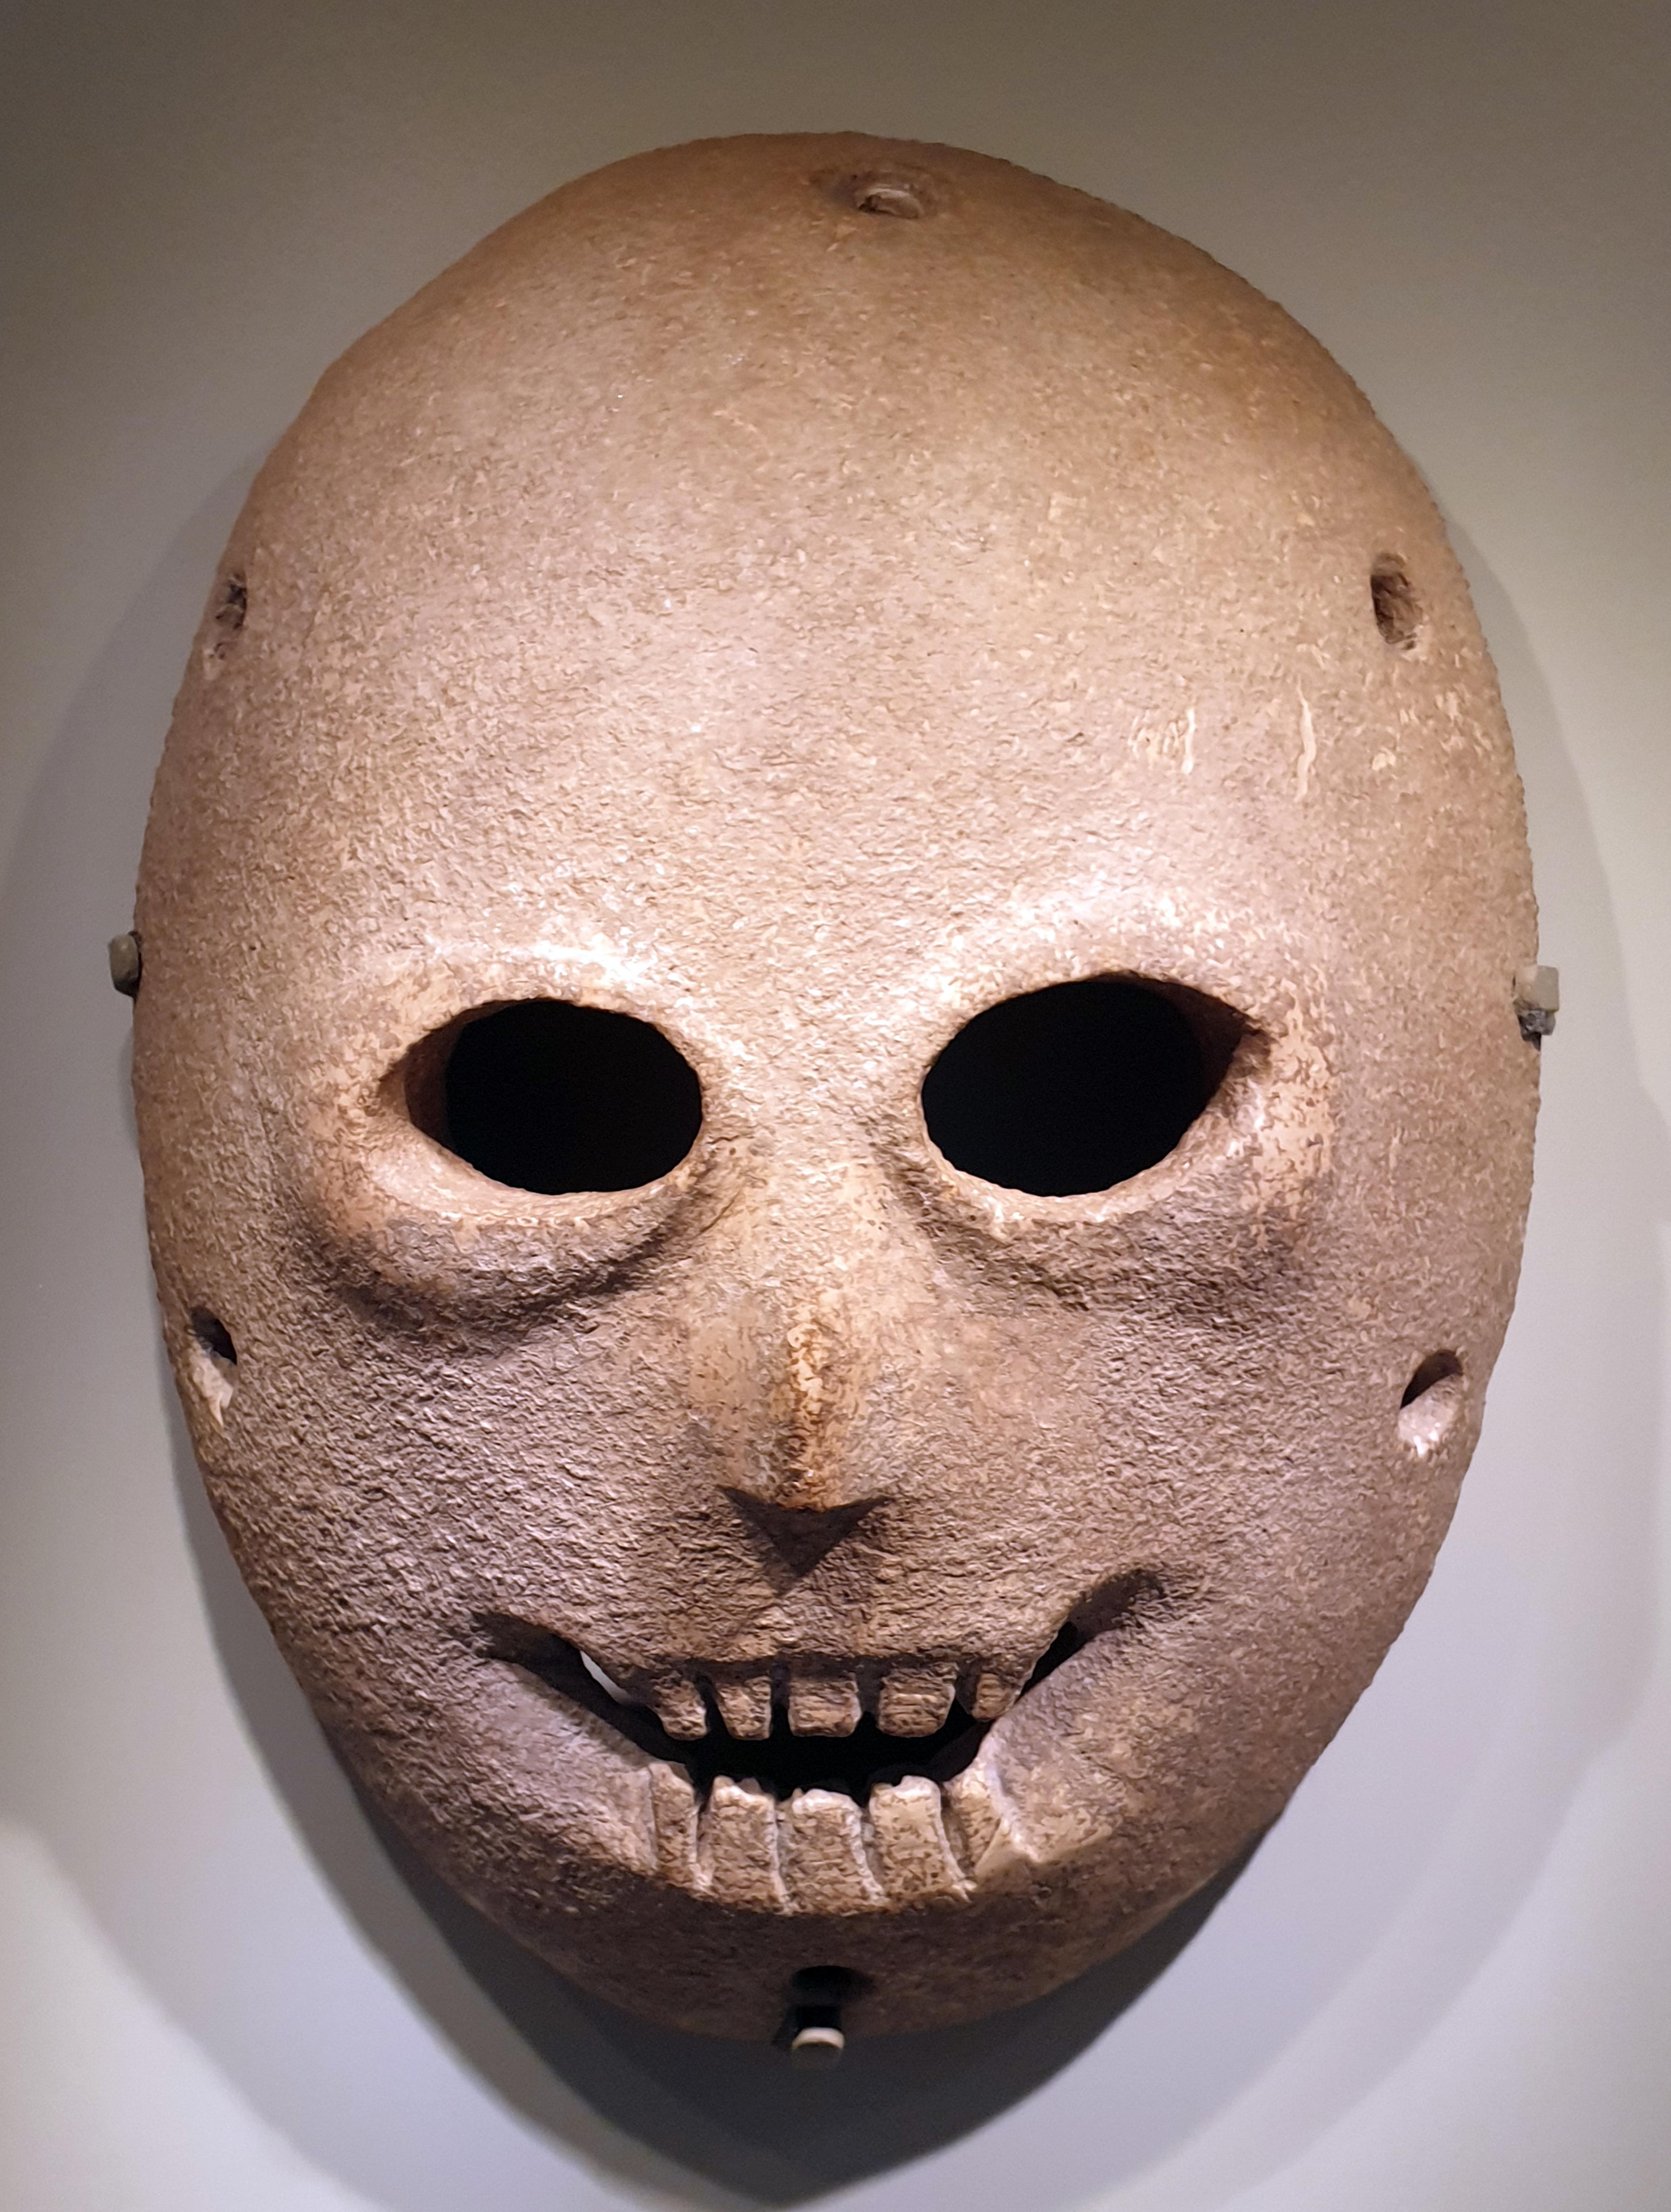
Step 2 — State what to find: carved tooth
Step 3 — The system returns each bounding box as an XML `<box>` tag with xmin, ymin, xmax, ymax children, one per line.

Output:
<box><xmin>868</xmin><ymin>1775</ymin><xmax>968</xmax><ymax>1901</ymax></box>
<box><xmin>964</xmin><ymin>1661</ymin><xmax>1028</xmax><ymax>1721</ymax></box>
<box><xmin>876</xmin><ymin>1662</ymin><xmax>958</xmax><ymax>1736</ymax></box>
<box><xmin>941</xmin><ymin>1763</ymin><xmax>1029</xmax><ymax>1883</ymax></box>
<box><xmin>649</xmin><ymin>1760</ymin><xmax>698</xmax><ymax>1886</ymax></box>
<box><xmin>786</xmin><ymin>1671</ymin><xmax>861</xmax><ymax>1736</ymax></box>
<box><xmin>649</xmin><ymin>1674</ymin><xmax>709</xmax><ymax>1739</ymax></box>
<box><xmin>700</xmin><ymin>1776</ymin><xmax>786</xmax><ymax>1908</ymax></box>
<box><xmin>941</xmin><ymin>1764</ymin><xmax>999</xmax><ymax>1872</ymax></box>
<box><xmin>607</xmin><ymin>1761</ymin><xmax>658</xmax><ymax>1877</ymax></box>
<box><xmin>711</xmin><ymin>1673</ymin><xmax>774</xmax><ymax>1740</ymax></box>
<box><xmin>780</xmin><ymin>1788</ymin><xmax>882</xmax><ymax>1912</ymax></box>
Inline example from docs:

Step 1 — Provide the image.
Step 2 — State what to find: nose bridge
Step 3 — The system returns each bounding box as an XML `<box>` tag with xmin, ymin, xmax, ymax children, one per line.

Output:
<box><xmin>691</xmin><ymin>1154</ymin><xmax>903</xmax><ymax>1512</ymax></box>
<box><xmin>769</xmin><ymin>1277</ymin><xmax>883</xmax><ymax>1499</ymax></box>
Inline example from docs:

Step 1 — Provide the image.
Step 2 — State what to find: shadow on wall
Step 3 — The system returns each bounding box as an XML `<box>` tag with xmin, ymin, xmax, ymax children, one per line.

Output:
<box><xmin>2</xmin><ymin>460</ymin><xmax>1663</xmax><ymax>2212</ymax></box>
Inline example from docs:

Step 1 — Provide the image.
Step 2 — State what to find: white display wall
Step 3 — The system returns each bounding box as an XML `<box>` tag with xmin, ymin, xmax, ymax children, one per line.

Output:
<box><xmin>2</xmin><ymin>4</ymin><xmax>1666</xmax><ymax>2206</ymax></box>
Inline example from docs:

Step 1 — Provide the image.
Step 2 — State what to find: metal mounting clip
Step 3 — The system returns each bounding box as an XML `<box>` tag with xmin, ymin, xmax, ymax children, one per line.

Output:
<box><xmin>108</xmin><ymin>931</ymin><xmax>142</xmax><ymax>997</ymax></box>
<box><xmin>1513</xmin><ymin>964</ymin><xmax>1559</xmax><ymax>1042</ymax></box>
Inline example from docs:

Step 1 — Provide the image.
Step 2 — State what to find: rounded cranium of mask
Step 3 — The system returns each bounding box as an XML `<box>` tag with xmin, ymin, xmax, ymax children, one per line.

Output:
<box><xmin>130</xmin><ymin>134</ymin><xmax>1540</xmax><ymax>2043</ymax></box>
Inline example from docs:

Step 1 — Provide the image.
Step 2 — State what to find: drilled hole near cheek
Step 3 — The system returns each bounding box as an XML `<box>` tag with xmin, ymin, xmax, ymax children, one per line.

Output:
<box><xmin>1397</xmin><ymin>1351</ymin><xmax>1464</xmax><ymax>1456</ymax></box>
<box><xmin>187</xmin><ymin>1308</ymin><xmax>238</xmax><ymax>1420</ymax></box>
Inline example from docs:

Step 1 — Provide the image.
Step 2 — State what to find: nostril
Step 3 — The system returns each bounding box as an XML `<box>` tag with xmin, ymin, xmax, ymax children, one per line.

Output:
<box><xmin>1398</xmin><ymin>1350</ymin><xmax>1464</xmax><ymax>1456</ymax></box>
<box><xmin>187</xmin><ymin>1308</ymin><xmax>237</xmax><ymax>1421</ymax></box>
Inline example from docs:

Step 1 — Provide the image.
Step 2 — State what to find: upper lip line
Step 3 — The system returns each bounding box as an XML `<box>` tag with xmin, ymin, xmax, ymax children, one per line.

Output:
<box><xmin>472</xmin><ymin>1613</ymin><xmax>1095</xmax><ymax>1808</ymax></box>
<box><xmin>472</xmin><ymin>1565</ymin><xmax>1166</xmax><ymax>1715</ymax></box>
<box><xmin>472</xmin><ymin>1615</ymin><xmax>1065</xmax><ymax>1730</ymax></box>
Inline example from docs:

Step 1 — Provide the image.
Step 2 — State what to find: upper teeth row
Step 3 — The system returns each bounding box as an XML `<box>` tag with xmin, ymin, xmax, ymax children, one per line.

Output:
<box><xmin>586</xmin><ymin>1654</ymin><xmax>1038</xmax><ymax>1739</ymax></box>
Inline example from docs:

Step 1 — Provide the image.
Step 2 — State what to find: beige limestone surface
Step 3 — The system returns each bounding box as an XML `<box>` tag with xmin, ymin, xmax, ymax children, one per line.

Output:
<box><xmin>129</xmin><ymin>134</ymin><xmax>1540</xmax><ymax>2042</ymax></box>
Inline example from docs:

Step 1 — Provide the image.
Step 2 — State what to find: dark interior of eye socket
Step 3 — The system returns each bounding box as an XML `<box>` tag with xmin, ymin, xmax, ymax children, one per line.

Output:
<box><xmin>421</xmin><ymin>1000</ymin><xmax>703</xmax><ymax>1194</ymax></box>
<box><xmin>921</xmin><ymin>977</ymin><xmax>1228</xmax><ymax>1197</ymax></box>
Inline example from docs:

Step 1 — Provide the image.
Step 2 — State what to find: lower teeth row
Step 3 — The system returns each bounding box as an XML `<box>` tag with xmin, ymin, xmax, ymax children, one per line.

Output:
<box><xmin>643</xmin><ymin>1758</ymin><xmax>1018</xmax><ymax>1912</ymax></box>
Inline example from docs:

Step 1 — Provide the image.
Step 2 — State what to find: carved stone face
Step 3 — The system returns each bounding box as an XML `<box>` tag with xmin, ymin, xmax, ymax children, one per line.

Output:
<box><xmin>131</xmin><ymin>135</ymin><xmax>1540</xmax><ymax>2041</ymax></box>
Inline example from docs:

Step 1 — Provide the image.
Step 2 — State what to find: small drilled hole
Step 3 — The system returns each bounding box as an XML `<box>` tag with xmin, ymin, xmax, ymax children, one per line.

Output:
<box><xmin>409</xmin><ymin>999</ymin><xmax>703</xmax><ymax>1195</ymax></box>
<box><xmin>921</xmin><ymin>978</ymin><xmax>1237</xmax><ymax>1197</ymax></box>
<box><xmin>852</xmin><ymin>177</ymin><xmax>923</xmax><ymax>218</ymax></box>
<box><xmin>1397</xmin><ymin>1351</ymin><xmax>1463</xmax><ymax>1457</ymax></box>
<box><xmin>202</xmin><ymin>572</ymin><xmax>248</xmax><ymax>672</ymax></box>
<box><xmin>188</xmin><ymin>1308</ymin><xmax>237</xmax><ymax>1421</ymax></box>
<box><xmin>1370</xmin><ymin>557</ymin><xmax>1421</xmax><ymax>652</ymax></box>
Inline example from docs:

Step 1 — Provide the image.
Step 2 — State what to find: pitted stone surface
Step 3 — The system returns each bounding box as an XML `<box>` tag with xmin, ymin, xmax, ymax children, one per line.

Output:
<box><xmin>131</xmin><ymin>134</ymin><xmax>1540</xmax><ymax>2040</ymax></box>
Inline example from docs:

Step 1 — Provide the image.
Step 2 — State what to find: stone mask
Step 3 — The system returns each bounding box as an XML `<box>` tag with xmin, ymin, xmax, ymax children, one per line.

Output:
<box><xmin>127</xmin><ymin>134</ymin><xmax>1544</xmax><ymax>2050</ymax></box>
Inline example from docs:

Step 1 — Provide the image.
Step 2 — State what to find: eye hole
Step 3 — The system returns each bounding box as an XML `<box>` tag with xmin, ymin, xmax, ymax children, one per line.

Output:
<box><xmin>408</xmin><ymin>1000</ymin><xmax>703</xmax><ymax>1195</ymax></box>
<box><xmin>921</xmin><ymin>977</ymin><xmax>1233</xmax><ymax>1197</ymax></box>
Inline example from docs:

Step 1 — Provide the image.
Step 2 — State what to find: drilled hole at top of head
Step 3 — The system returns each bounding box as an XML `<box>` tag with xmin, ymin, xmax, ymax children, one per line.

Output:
<box><xmin>1370</xmin><ymin>557</ymin><xmax>1421</xmax><ymax>651</ymax></box>
<box><xmin>412</xmin><ymin>999</ymin><xmax>703</xmax><ymax>1196</ymax></box>
<box><xmin>852</xmin><ymin>176</ymin><xmax>923</xmax><ymax>217</ymax></box>
<box><xmin>816</xmin><ymin>163</ymin><xmax>935</xmax><ymax>219</ymax></box>
<box><xmin>921</xmin><ymin>977</ymin><xmax>1239</xmax><ymax>1197</ymax></box>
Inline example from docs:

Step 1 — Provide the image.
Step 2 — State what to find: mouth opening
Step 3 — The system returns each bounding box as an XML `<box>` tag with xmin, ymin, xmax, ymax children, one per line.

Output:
<box><xmin>476</xmin><ymin>1603</ymin><xmax>1138</xmax><ymax>1805</ymax></box>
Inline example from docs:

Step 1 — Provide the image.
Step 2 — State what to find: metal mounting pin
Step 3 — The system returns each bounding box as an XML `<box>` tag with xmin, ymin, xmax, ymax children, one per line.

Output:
<box><xmin>779</xmin><ymin>1965</ymin><xmax>860</xmax><ymax>2068</ymax></box>
<box><xmin>1513</xmin><ymin>963</ymin><xmax>1559</xmax><ymax>1042</ymax></box>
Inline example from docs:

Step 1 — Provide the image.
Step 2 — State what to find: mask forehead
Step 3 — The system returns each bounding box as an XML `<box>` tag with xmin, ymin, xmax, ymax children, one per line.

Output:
<box><xmin>167</xmin><ymin>135</ymin><xmax>1518</xmax><ymax>1005</ymax></box>
<box><xmin>131</xmin><ymin>132</ymin><xmax>1539</xmax><ymax>2043</ymax></box>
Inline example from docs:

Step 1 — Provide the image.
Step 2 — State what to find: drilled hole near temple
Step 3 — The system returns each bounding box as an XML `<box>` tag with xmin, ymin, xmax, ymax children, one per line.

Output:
<box><xmin>407</xmin><ymin>1000</ymin><xmax>703</xmax><ymax>1194</ymax></box>
<box><xmin>921</xmin><ymin>977</ymin><xmax>1237</xmax><ymax>1196</ymax></box>
<box><xmin>201</xmin><ymin>571</ymin><xmax>248</xmax><ymax>673</ymax></box>
<box><xmin>1371</xmin><ymin>557</ymin><xmax>1421</xmax><ymax>651</ymax></box>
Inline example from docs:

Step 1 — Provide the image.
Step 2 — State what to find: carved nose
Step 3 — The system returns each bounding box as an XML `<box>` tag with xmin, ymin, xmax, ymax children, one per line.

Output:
<box><xmin>752</xmin><ymin>1293</ymin><xmax>884</xmax><ymax>1501</ymax></box>
<box><xmin>713</xmin><ymin>1290</ymin><xmax>890</xmax><ymax>1556</ymax></box>
<box><xmin>724</xmin><ymin>1492</ymin><xmax>881</xmax><ymax>1578</ymax></box>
